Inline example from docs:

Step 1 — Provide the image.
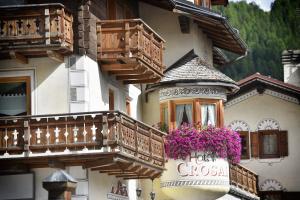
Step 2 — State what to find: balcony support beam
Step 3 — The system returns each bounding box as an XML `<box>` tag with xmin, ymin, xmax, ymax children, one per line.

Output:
<box><xmin>101</xmin><ymin>64</ymin><xmax>136</xmax><ymax>71</ymax></box>
<box><xmin>9</xmin><ymin>51</ymin><xmax>28</xmax><ymax>64</ymax></box>
<box><xmin>48</xmin><ymin>160</ymin><xmax>65</xmax><ymax>169</ymax></box>
<box><xmin>83</xmin><ymin>157</ymin><xmax>114</xmax><ymax>169</ymax></box>
<box><xmin>116</xmin><ymin>72</ymin><xmax>154</xmax><ymax>80</ymax></box>
<box><xmin>123</xmin><ymin>77</ymin><xmax>160</xmax><ymax>84</ymax></box>
<box><xmin>47</xmin><ymin>50</ymin><xmax>64</xmax><ymax>63</ymax></box>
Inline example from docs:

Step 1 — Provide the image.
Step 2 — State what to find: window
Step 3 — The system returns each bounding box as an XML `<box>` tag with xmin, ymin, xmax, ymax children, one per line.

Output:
<box><xmin>160</xmin><ymin>99</ymin><xmax>223</xmax><ymax>130</ymax></box>
<box><xmin>0</xmin><ymin>76</ymin><xmax>31</xmax><ymax>116</ymax></box>
<box><xmin>261</xmin><ymin>132</ymin><xmax>279</xmax><ymax>157</ymax></box>
<box><xmin>251</xmin><ymin>130</ymin><xmax>288</xmax><ymax>159</ymax></box>
<box><xmin>201</xmin><ymin>104</ymin><xmax>216</xmax><ymax>126</ymax></box>
<box><xmin>238</xmin><ymin>131</ymin><xmax>250</xmax><ymax>159</ymax></box>
<box><xmin>160</xmin><ymin>103</ymin><xmax>169</xmax><ymax>130</ymax></box>
<box><xmin>109</xmin><ymin>89</ymin><xmax>114</xmax><ymax>110</ymax></box>
<box><xmin>175</xmin><ymin>103</ymin><xmax>193</xmax><ymax>127</ymax></box>
<box><xmin>126</xmin><ymin>98</ymin><xmax>131</xmax><ymax>116</ymax></box>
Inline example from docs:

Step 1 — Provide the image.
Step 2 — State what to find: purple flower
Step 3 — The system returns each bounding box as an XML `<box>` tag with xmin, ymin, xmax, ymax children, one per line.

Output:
<box><xmin>164</xmin><ymin>124</ymin><xmax>241</xmax><ymax>164</ymax></box>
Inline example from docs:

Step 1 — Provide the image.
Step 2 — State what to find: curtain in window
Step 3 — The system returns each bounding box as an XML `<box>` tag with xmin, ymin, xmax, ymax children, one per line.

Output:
<box><xmin>263</xmin><ymin>134</ymin><xmax>278</xmax><ymax>155</ymax></box>
<box><xmin>176</xmin><ymin>104</ymin><xmax>192</xmax><ymax>127</ymax></box>
<box><xmin>176</xmin><ymin>105</ymin><xmax>185</xmax><ymax>128</ymax></box>
<box><xmin>185</xmin><ymin>104</ymin><xmax>192</xmax><ymax>124</ymax></box>
<box><xmin>201</xmin><ymin>104</ymin><xmax>216</xmax><ymax>126</ymax></box>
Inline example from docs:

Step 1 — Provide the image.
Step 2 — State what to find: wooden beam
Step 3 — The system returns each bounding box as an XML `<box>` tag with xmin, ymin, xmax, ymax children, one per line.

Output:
<box><xmin>101</xmin><ymin>63</ymin><xmax>137</xmax><ymax>71</ymax></box>
<box><xmin>109</xmin><ymin>68</ymin><xmax>147</xmax><ymax>75</ymax></box>
<box><xmin>9</xmin><ymin>51</ymin><xmax>28</xmax><ymax>64</ymax></box>
<box><xmin>116</xmin><ymin>72</ymin><xmax>155</xmax><ymax>80</ymax></box>
<box><xmin>123</xmin><ymin>176</ymin><xmax>151</xmax><ymax>180</ymax></box>
<box><xmin>48</xmin><ymin>160</ymin><xmax>65</xmax><ymax>169</ymax></box>
<box><xmin>47</xmin><ymin>50</ymin><xmax>64</xmax><ymax>62</ymax></box>
<box><xmin>123</xmin><ymin>77</ymin><xmax>160</xmax><ymax>84</ymax></box>
<box><xmin>83</xmin><ymin>157</ymin><xmax>114</xmax><ymax>169</ymax></box>
<box><xmin>150</xmin><ymin>171</ymin><xmax>162</xmax><ymax>179</ymax></box>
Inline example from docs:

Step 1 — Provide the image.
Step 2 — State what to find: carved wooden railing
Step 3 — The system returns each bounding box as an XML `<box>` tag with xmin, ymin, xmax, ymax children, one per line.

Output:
<box><xmin>0</xmin><ymin>111</ymin><xmax>165</xmax><ymax>170</ymax></box>
<box><xmin>230</xmin><ymin>164</ymin><xmax>258</xmax><ymax>195</ymax></box>
<box><xmin>0</xmin><ymin>4</ymin><xmax>73</xmax><ymax>55</ymax></box>
<box><xmin>97</xmin><ymin>19</ymin><xmax>165</xmax><ymax>84</ymax></box>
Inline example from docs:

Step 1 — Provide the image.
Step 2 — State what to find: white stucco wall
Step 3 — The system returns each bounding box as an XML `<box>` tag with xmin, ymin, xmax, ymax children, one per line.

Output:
<box><xmin>0</xmin><ymin>55</ymin><xmax>142</xmax><ymax>200</ymax></box>
<box><xmin>142</xmin><ymin>90</ymin><xmax>160</xmax><ymax>126</ymax></box>
<box><xmin>0</xmin><ymin>58</ymin><xmax>69</xmax><ymax>115</ymax></box>
<box><xmin>139</xmin><ymin>2</ymin><xmax>213</xmax><ymax>68</ymax></box>
<box><xmin>225</xmin><ymin>93</ymin><xmax>300</xmax><ymax>191</ymax></box>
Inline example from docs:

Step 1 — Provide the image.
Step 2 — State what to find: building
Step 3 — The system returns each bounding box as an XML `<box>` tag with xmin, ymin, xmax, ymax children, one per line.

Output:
<box><xmin>0</xmin><ymin>0</ymin><xmax>260</xmax><ymax>200</ymax></box>
<box><xmin>139</xmin><ymin>1</ymin><xmax>259</xmax><ymax>200</ymax></box>
<box><xmin>225</xmin><ymin>51</ymin><xmax>300</xmax><ymax>200</ymax></box>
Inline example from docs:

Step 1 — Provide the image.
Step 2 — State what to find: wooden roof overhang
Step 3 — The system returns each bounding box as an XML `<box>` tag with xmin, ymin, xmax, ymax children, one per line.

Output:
<box><xmin>172</xmin><ymin>1</ymin><xmax>247</xmax><ymax>55</ymax></box>
<box><xmin>0</xmin><ymin>111</ymin><xmax>166</xmax><ymax>179</ymax></box>
<box><xmin>140</xmin><ymin>0</ymin><xmax>247</xmax><ymax>56</ymax></box>
<box><xmin>213</xmin><ymin>47</ymin><xmax>229</xmax><ymax>66</ymax></box>
<box><xmin>211</xmin><ymin>0</ymin><xmax>229</xmax><ymax>6</ymax></box>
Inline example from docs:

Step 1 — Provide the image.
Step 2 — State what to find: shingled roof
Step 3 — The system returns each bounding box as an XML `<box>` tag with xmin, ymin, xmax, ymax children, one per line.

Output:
<box><xmin>228</xmin><ymin>73</ymin><xmax>300</xmax><ymax>102</ymax></box>
<box><xmin>159</xmin><ymin>50</ymin><xmax>238</xmax><ymax>91</ymax></box>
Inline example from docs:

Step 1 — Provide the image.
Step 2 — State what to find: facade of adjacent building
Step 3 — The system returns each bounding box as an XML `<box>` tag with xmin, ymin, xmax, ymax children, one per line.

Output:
<box><xmin>225</xmin><ymin>52</ymin><xmax>300</xmax><ymax>200</ymax></box>
<box><xmin>0</xmin><ymin>0</ymin><xmax>262</xmax><ymax>200</ymax></box>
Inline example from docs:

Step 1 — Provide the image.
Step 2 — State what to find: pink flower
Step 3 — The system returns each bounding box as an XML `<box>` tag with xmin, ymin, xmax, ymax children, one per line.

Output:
<box><xmin>164</xmin><ymin>124</ymin><xmax>241</xmax><ymax>164</ymax></box>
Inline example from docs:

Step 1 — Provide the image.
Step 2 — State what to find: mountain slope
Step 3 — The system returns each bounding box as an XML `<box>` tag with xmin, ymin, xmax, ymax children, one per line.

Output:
<box><xmin>215</xmin><ymin>0</ymin><xmax>300</xmax><ymax>81</ymax></box>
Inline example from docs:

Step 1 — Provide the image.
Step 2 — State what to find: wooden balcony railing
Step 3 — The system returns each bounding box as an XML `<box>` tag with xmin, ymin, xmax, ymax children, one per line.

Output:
<box><xmin>0</xmin><ymin>4</ymin><xmax>73</xmax><ymax>63</ymax></box>
<box><xmin>0</xmin><ymin>111</ymin><xmax>165</xmax><ymax>179</ymax></box>
<box><xmin>230</xmin><ymin>164</ymin><xmax>258</xmax><ymax>195</ymax></box>
<box><xmin>97</xmin><ymin>19</ymin><xmax>165</xmax><ymax>84</ymax></box>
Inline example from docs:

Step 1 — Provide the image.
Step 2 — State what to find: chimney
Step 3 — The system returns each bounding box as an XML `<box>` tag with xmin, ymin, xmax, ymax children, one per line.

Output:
<box><xmin>281</xmin><ymin>50</ymin><xmax>300</xmax><ymax>87</ymax></box>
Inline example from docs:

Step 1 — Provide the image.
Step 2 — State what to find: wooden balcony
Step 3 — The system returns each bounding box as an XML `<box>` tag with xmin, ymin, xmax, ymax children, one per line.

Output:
<box><xmin>97</xmin><ymin>19</ymin><xmax>165</xmax><ymax>84</ymax></box>
<box><xmin>0</xmin><ymin>4</ymin><xmax>73</xmax><ymax>63</ymax></box>
<box><xmin>230</xmin><ymin>164</ymin><xmax>259</xmax><ymax>196</ymax></box>
<box><xmin>0</xmin><ymin>111</ymin><xmax>165</xmax><ymax>179</ymax></box>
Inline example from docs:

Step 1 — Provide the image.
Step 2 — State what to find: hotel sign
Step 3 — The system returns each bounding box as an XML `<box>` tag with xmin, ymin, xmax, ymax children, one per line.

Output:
<box><xmin>161</xmin><ymin>156</ymin><xmax>230</xmax><ymax>188</ymax></box>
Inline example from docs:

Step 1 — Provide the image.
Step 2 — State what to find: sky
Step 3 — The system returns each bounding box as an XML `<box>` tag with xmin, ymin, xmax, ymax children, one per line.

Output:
<box><xmin>229</xmin><ymin>0</ymin><xmax>275</xmax><ymax>11</ymax></box>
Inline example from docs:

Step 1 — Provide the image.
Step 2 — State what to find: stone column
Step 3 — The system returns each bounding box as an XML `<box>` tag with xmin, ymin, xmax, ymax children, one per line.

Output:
<box><xmin>43</xmin><ymin>170</ymin><xmax>77</xmax><ymax>200</ymax></box>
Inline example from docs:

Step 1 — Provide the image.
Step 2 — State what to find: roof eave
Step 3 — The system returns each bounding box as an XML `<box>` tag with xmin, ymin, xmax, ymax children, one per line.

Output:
<box><xmin>172</xmin><ymin>1</ymin><xmax>247</xmax><ymax>55</ymax></box>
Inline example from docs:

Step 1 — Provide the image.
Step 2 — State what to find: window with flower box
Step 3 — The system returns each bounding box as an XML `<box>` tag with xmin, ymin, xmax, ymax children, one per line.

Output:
<box><xmin>160</xmin><ymin>99</ymin><xmax>224</xmax><ymax>130</ymax></box>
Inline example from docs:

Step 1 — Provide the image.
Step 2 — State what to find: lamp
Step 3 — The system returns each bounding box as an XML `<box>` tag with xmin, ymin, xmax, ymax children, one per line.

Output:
<box><xmin>136</xmin><ymin>178</ymin><xmax>142</xmax><ymax>198</ymax></box>
<box><xmin>149</xmin><ymin>179</ymin><xmax>155</xmax><ymax>200</ymax></box>
<box><xmin>136</xmin><ymin>188</ymin><xmax>142</xmax><ymax>197</ymax></box>
<box><xmin>150</xmin><ymin>191</ymin><xmax>155</xmax><ymax>200</ymax></box>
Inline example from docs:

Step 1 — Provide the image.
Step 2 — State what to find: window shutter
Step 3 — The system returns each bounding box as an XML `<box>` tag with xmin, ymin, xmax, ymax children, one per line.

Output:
<box><xmin>251</xmin><ymin>132</ymin><xmax>259</xmax><ymax>158</ymax></box>
<box><xmin>279</xmin><ymin>131</ymin><xmax>288</xmax><ymax>157</ymax></box>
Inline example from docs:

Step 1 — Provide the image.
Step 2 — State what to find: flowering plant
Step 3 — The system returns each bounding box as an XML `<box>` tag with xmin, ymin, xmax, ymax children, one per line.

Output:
<box><xmin>164</xmin><ymin>124</ymin><xmax>241</xmax><ymax>164</ymax></box>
